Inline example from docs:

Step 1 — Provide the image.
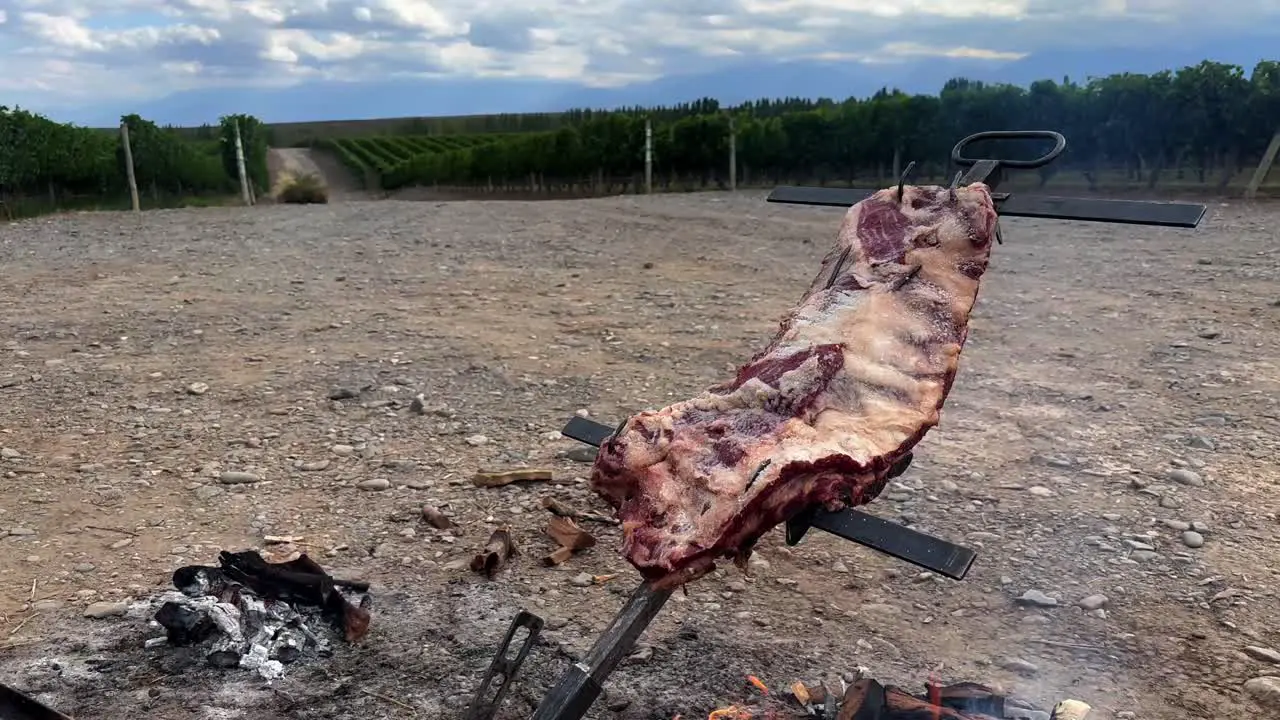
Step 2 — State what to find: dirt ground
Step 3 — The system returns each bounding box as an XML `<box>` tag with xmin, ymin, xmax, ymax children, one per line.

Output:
<box><xmin>266</xmin><ymin>148</ymin><xmax>369</xmax><ymax>201</ymax></box>
<box><xmin>0</xmin><ymin>191</ymin><xmax>1277</xmax><ymax>720</ymax></box>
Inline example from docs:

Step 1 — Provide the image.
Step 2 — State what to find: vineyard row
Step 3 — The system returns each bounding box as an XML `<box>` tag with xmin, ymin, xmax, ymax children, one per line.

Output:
<box><xmin>316</xmin><ymin>135</ymin><xmax>506</xmax><ymax>187</ymax></box>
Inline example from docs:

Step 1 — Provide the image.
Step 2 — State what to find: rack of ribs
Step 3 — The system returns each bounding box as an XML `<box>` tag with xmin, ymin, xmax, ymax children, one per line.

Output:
<box><xmin>589</xmin><ymin>182</ymin><xmax>999</xmax><ymax>589</ymax></box>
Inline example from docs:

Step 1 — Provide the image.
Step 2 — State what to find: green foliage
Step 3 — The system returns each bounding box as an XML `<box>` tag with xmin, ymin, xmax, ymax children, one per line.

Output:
<box><xmin>278</xmin><ymin>173</ymin><xmax>328</xmax><ymax>204</ymax></box>
<box><xmin>6</xmin><ymin>58</ymin><xmax>1280</xmax><ymax>216</ymax></box>
<box><xmin>1</xmin><ymin>106</ymin><xmax>118</xmax><ymax>198</ymax></box>
<box><xmin>0</xmin><ymin>107</ymin><xmax>267</xmax><ymax>217</ymax></box>
<box><xmin>218</xmin><ymin>114</ymin><xmax>270</xmax><ymax>194</ymax></box>
<box><xmin>314</xmin><ymin>134</ymin><xmax>507</xmax><ymax>189</ymax></box>
<box><xmin>352</xmin><ymin>59</ymin><xmax>1280</xmax><ymax>192</ymax></box>
<box><xmin>118</xmin><ymin>114</ymin><xmax>231</xmax><ymax>196</ymax></box>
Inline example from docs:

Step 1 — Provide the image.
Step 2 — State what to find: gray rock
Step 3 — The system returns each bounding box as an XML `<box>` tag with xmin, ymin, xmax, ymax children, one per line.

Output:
<box><xmin>1159</xmin><ymin>495</ymin><xmax>1183</xmax><ymax>509</ymax></box>
<box><xmin>1167</xmin><ymin>469</ymin><xmax>1204</xmax><ymax>486</ymax></box>
<box><xmin>1131</xmin><ymin>550</ymin><xmax>1160</xmax><ymax>562</ymax></box>
<box><xmin>0</xmin><ymin>448</ymin><xmax>20</xmax><ymax>459</ymax></box>
<box><xmin>1244</xmin><ymin>646</ymin><xmax>1280</xmax><ymax>664</ymax></box>
<box><xmin>1244</xmin><ymin>677</ymin><xmax>1280</xmax><ymax>708</ymax></box>
<box><xmin>7</xmin><ymin>527</ymin><xmax>36</xmax><ymax>536</ymax></box>
<box><xmin>194</xmin><ymin>485</ymin><xmax>224</xmax><ymax>501</ymax></box>
<box><xmin>1015</xmin><ymin>590</ymin><xmax>1058</xmax><ymax>608</ymax></box>
<box><xmin>464</xmin><ymin>434</ymin><xmax>489</xmax><ymax>447</ymax></box>
<box><xmin>565</xmin><ymin>447</ymin><xmax>597</xmax><ymax>464</ymax></box>
<box><xmin>1077</xmin><ymin>594</ymin><xmax>1109</xmax><ymax>611</ymax></box>
<box><xmin>331</xmin><ymin>444</ymin><xmax>356</xmax><ymax>456</ymax></box>
<box><xmin>1191</xmin><ymin>521</ymin><xmax>1209</xmax><ymax>532</ymax></box>
<box><xmin>1159</xmin><ymin>519</ymin><xmax>1192</xmax><ymax>531</ymax></box>
<box><xmin>1124</xmin><ymin>540</ymin><xmax>1155</xmax><ymax>551</ymax></box>
<box><xmin>218</xmin><ymin>471</ymin><xmax>262</xmax><ymax>485</ymax></box>
<box><xmin>1186</xmin><ymin>435</ymin><xmax>1216</xmax><ymax>450</ymax></box>
<box><xmin>186</xmin><ymin>382</ymin><xmax>209</xmax><ymax>395</ymax></box>
<box><xmin>357</xmin><ymin>478</ymin><xmax>390</xmax><ymax>491</ymax></box>
<box><xmin>328</xmin><ymin>387</ymin><xmax>360</xmax><ymax>400</ymax></box>
<box><xmin>569</xmin><ymin>573</ymin><xmax>594</xmax><ymax>587</ymax></box>
<box><xmin>1000</xmin><ymin>658</ymin><xmax>1039</xmax><ymax>675</ymax></box>
<box><xmin>84</xmin><ymin>601</ymin><xmax>129</xmax><ymax>618</ymax></box>
<box><xmin>33</xmin><ymin>599</ymin><xmax>65</xmax><ymax>612</ymax></box>
<box><xmin>1182</xmin><ymin>531</ymin><xmax>1205</xmax><ymax>548</ymax></box>
<box><xmin>297</xmin><ymin>459</ymin><xmax>331</xmax><ymax>471</ymax></box>
<box><xmin>1027</xmin><ymin>486</ymin><xmax>1055</xmax><ymax>497</ymax></box>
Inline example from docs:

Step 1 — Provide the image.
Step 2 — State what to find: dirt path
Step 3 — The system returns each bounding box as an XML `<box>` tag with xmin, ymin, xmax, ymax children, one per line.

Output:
<box><xmin>0</xmin><ymin>193</ymin><xmax>1277</xmax><ymax>719</ymax></box>
<box><xmin>266</xmin><ymin>147</ymin><xmax>365</xmax><ymax>200</ymax></box>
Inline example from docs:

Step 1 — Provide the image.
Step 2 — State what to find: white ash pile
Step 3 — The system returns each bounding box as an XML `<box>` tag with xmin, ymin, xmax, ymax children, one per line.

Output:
<box><xmin>146</xmin><ymin>549</ymin><xmax>371</xmax><ymax>680</ymax></box>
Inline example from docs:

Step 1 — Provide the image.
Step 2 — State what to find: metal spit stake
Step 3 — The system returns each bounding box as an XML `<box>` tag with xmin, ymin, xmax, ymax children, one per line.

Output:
<box><xmin>469</xmin><ymin>129</ymin><xmax>1208</xmax><ymax>720</ymax></box>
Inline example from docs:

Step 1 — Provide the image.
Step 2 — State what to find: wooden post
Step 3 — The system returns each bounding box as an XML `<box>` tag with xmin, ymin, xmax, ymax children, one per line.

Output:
<box><xmin>119</xmin><ymin>121</ymin><xmax>140</xmax><ymax>213</ymax></box>
<box><xmin>233</xmin><ymin>121</ymin><xmax>252</xmax><ymax>206</ymax></box>
<box><xmin>728</xmin><ymin>115</ymin><xmax>737</xmax><ymax>192</ymax></box>
<box><xmin>1244</xmin><ymin>129</ymin><xmax>1280</xmax><ymax>200</ymax></box>
<box><xmin>644</xmin><ymin>119</ymin><xmax>653</xmax><ymax>194</ymax></box>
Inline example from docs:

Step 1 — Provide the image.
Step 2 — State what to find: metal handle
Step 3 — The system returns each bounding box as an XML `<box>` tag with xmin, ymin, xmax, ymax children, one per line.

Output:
<box><xmin>950</xmin><ymin>130</ymin><xmax>1066</xmax><ymax>169</ymax></box>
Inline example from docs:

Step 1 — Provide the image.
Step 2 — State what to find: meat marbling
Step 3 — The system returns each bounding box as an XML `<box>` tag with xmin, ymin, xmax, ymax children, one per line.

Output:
<box><xmin>588</xmin><ymin>183</ymin><xmax>1000</xmax><ymax>589</ymax></box>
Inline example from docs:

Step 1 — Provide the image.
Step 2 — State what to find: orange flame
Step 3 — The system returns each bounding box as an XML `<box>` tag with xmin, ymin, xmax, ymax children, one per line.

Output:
<box><xmin>707</xmin><ymin>706</ymin><xmax>752</xmax><ymax>720</ymax></box>
<box><xmin>746</xmin><ymin>675</ymin><xmax>768</xmax><ymax>695</ymax></box>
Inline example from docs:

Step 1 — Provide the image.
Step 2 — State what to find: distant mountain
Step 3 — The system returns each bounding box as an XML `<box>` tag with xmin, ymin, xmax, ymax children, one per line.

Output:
<box><xmin>65</xmin><ymin>36</ymin><xmax>1279</xmax><ymax>127</ymax></box>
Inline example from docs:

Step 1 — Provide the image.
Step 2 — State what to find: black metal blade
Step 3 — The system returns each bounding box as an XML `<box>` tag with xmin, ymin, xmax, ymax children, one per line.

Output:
<box><xmin>806</xmin><ymin>508</ymin><xmax>976</xmax><ymax>580</ymax></box>
<box><xmin>767</xmin><ymin>186</ymin><xmax>874</xmax><ymax>208</ymax></box>
<box><xmin>561</xmin><ymin>415</ymin><xmax>616</xmax><ymax>447</ymax></box>
<box><xmin>562</xmin><ymin>416</ymin><xmax>975</xmax><ymax>580</ymax></box>
<box><xmin>766</xmin><ymin>185</ymin><xmax>1207</xmax><ymax>228</ymax></box>
<box><xmin>998</xmin><ymin>193</ymin><xmax>1207</xmax><ymax>228</ymax></box>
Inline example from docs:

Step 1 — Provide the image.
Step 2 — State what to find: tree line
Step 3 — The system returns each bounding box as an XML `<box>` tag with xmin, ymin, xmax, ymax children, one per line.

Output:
<box><xmin>0</xmin><ymin>108</ymin><xmax>270</xmax><ymax>216</ymax></box>
<box><xmin>382</xmin><ymin>59</ymin><xmax>1280</xmax><ymax>193</ymax></box>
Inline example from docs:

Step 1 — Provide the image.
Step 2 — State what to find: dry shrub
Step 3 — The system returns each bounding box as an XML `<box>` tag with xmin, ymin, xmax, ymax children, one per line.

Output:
<box><xmin>278</xmin><ymin>174</ymin><xmax>328</xmax><ymax>204</ymax></box>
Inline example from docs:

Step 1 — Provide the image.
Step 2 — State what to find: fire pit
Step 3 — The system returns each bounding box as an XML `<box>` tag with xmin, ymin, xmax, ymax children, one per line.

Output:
<box><xmin>150</xmin><ymin>549</ymin><xmax>371</xmax><ymax>680</ymax></box>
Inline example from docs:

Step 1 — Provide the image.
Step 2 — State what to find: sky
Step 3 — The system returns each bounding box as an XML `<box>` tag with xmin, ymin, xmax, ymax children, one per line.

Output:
<box><xmin>1</xmin><ymin>0</ymin><xmax>1277</xmax><ymax>125</ymax></box>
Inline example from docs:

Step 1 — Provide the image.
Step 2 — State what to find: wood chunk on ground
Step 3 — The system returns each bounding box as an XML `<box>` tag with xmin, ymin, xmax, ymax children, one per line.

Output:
<box><xmin>470</xmin><ymin>528</ymin><xmax>518</xmax><ymax>577</ymax></box>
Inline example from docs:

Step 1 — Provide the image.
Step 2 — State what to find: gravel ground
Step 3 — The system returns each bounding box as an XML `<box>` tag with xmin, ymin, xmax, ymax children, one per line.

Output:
<box><xmin>1</xmin><ymin>191</ymin><xmax>1278</xmax><ymax>720</ymax></box>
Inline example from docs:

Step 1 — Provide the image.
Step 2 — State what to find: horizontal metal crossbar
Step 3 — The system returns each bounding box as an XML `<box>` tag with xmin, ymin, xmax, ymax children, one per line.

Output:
<box><xmin>765</xmin><ymin>185</ymin><xmax>1208</xmax><ymax>229</ymax></box>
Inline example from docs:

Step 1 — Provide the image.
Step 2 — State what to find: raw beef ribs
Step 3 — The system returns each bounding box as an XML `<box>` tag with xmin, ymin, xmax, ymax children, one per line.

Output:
<box><xmin>589</xmin><ymin>183</ymin><xmax>999</xmax><ymax>589</ymax></box>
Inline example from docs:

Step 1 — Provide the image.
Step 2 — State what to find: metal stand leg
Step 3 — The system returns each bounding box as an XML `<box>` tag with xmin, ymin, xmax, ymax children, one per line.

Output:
<box><xmin>530</xmin><ymin>582</ymin><xmax>673</xmax><ymax>720</ymax></box>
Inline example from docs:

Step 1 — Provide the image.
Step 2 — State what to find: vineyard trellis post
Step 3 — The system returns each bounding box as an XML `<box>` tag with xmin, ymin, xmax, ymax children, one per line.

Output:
<box><xmin>1245</xmin><ymin>128</ymin><xmax>1280</xmax><ymax>199</ymax></box>
<box><xmin>644</xmin><ymin>119</ymin><xmax>653</xmax><ymax>194</ymax></box>
<box><xmin>233</xmin><ymin>121</ymin><xmax>252</xmax><ymax>206</ymax></box>
<box><xmin>119</xmin><ymin>121</ymin><xmax>140</xmax><ymax>213</ymax></box>
<box><xmin>728</xmin><ymin>115</ymin><xmax>737</xmax><ymax>192</ymax></box>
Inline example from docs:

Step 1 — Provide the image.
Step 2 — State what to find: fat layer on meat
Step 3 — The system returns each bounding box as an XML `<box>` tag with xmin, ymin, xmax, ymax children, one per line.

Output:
<box><xmin>590</xmin><ymin>183</ymin><xmax>1000</xmax><ymax>589</ymax></box>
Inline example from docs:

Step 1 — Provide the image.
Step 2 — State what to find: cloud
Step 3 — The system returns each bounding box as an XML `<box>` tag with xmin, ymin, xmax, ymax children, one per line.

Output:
<box><xmin>1</xmin><ymin>0</ymin><xmax>1275</xmax><ymax>118</ymax></box>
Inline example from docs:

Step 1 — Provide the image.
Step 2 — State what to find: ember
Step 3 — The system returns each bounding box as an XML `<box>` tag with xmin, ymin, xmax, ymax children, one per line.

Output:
<box><xmin>708</xmin><ymin>706</ymin><xmax>753</xmax><ymax>720</ymax></box>
<box><xmin>148</xmin><ymin>550</ymin><xmax>371</xmax><ymax>680</ymax></box>
<box><xmin>830</xmin><ymin>678</ymin><xmax>1088</xmax><ymax>720</ymax></box>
